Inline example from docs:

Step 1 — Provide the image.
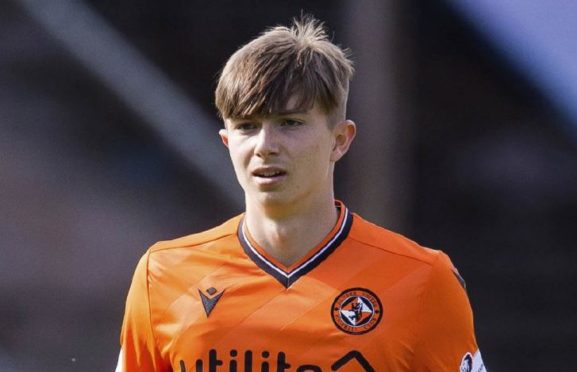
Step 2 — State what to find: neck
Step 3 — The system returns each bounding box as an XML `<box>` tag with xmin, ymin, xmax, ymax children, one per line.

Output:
<box><xmin>244</xmin><ymin>195</ymin><xmax>338</xmax><ymax>267</ymax></box>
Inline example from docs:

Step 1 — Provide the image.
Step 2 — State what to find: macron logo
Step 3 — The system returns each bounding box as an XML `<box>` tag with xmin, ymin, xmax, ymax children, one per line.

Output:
<box><xmin>199</xmin><ymin>287</ymin><xmax>224</xmax><ymax>317</ymax></box>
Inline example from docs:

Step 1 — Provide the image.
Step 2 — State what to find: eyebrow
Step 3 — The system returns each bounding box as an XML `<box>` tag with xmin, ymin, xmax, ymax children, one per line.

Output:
<box><xmin>274</xmin><ymin>109</ymin><xmax>308</xmax><ymax>116</ymax></box>
<box><xmin>230</xmin><ymin>109</ymin><xmax>308</xmax><ymax>122</ymax></box>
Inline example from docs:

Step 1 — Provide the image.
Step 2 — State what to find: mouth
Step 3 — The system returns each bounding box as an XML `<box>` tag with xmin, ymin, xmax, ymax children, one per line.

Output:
<box><xmin>252</xmin><ymin>168</ymin><xmax>287</xmax><ymax>179</ymax></box>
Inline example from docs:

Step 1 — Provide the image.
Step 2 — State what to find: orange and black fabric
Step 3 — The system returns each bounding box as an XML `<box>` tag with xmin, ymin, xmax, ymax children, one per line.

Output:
<box><xmin>117</xmin><ymin>201</ymin><xmax>486</xmax><ymax>371</ymax></box>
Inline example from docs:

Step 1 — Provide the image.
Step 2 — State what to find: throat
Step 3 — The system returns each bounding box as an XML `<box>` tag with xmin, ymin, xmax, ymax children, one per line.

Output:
<box><xmin>243</xmin><ymin>204</ymin><xmax>339</xmax><ymax>268</ymax></box>
<box><xmin>253</xmin><ymin>223</ymin><xmax>309</xmax><ymax>267</ymax></box>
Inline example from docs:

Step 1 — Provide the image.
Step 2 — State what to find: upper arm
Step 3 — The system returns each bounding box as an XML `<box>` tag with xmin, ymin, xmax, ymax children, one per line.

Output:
<box><xmin>412</xmin><ymin>253</ymin><xmax>486</xmax><ymax>371</ymax></box>
<box><xmin>117</xmin><ymin>252</ymin><xmax>168</xmax><ymax>372</ymax></box>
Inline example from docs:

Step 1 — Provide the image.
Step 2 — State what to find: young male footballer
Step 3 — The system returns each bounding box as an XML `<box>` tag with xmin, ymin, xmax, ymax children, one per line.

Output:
<box><xmin>116</xmin><ymin>16</ymin><xmax>486</xmax><ymax>372</ymax></box>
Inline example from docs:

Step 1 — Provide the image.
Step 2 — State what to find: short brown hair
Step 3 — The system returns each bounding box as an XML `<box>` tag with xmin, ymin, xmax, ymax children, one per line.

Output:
<box><xmin>215</xmin><ymin>16</ymin><xmax>354</xmax><ymax>122</ymax></box>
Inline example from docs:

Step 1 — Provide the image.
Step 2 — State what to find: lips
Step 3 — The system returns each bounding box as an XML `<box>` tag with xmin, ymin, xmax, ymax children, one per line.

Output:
<box><xmin>252</xmin><ymin>167</ymin><xmax>287</xmax><ymax>179</ymax></box>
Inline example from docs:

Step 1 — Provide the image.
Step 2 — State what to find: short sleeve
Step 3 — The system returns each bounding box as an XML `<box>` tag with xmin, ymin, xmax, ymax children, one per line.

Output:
<box><xmin>116</xmin><ymin>252</ymin><xmax>168</xmax><ymax>372</ymax></box>
<box><xmin>412</xmin><ymin>252</ymin><xmax>487</xmax><ymax>371</ymax></box>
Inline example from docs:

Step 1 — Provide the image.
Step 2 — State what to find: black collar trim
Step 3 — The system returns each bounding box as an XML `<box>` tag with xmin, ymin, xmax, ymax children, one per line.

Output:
<box><xmin>238</xmin><ymin>205</ymin><xmax>353</xmax><ymax>288</ymax></box>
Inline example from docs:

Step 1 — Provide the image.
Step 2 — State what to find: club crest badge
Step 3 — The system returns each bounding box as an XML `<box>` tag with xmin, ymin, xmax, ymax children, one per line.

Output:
<box><xmin>331</xmin><ymin>288</ymin><xmax>382</xmax><ymax>335</ymax></box>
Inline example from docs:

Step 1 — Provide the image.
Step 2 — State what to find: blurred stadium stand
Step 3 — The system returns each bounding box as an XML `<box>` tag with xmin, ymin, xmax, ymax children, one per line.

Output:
<box><xmin>1</xmin><ymin>0</ymin><xmax>576</xmax><ymax>371</ymax></box>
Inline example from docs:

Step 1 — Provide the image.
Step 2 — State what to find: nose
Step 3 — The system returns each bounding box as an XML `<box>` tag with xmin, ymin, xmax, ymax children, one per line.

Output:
<box><xmin>254</xmin><ymin>124</ymin><xmax>279</xmax><ymax>158</ymax></box>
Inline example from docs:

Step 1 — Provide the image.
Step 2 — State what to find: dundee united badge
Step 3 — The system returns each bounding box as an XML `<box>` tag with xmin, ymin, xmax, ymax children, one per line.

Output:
<box><xmin>331</xmin><ymin>288</ymin><xmax>383</xmax><ymax>335</ymax></box>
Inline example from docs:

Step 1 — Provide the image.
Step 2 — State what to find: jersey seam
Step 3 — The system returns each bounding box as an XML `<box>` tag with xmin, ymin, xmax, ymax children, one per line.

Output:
<box><xmin>411</xmin><ymin>252</ymin><xmax>442</xmax><ymax>369</ymax></box>
<box><xmin>145</xmin><ymin>250</ymin><xmax>164</xmax><ymax>363</ymax></box>
<box><xmin>348</xmin><ymin>235</ymin><xmax>439</xmax><ymax>266</ymax></box>
<box><xmin>150</xmin><ymin>230</ymin><xmax>237</xmax><ymax>253</ymax></box>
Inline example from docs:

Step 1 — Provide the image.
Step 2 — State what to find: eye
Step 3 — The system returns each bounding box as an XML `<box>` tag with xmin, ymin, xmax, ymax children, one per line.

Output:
<box><xmin>280</xmin><ymin>118</ymin><xmax>303</xmax><ymax>127</ymax></box>
<box><xmin>235</xmin><ymin>122</ymin><xmax>258</xmax><ymax>131</ymax></box>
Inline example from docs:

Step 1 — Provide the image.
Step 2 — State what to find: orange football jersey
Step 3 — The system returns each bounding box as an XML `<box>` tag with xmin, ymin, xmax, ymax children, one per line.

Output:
<box><xmin>117</xmin><ymin>201</ymin><xmax>486</xmax><ymax>371</ymax></box>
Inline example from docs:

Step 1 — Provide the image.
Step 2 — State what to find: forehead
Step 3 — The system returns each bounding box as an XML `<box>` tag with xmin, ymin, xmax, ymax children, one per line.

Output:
<box><xmin>228</xmin><ymin>96</ymin><xmax>324</xmax><ymax>121</ymax></box>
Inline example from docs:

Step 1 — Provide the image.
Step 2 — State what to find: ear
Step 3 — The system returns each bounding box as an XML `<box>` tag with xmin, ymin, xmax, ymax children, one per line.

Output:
<box><xmin>330</xmin><ymin>120</ymin><xmax>356</xmax><ymax>162</ymax></box>
<box><xmin>219</xmin><ymin>128</ymin><xmax>229</xmax><ymax>148</ymax></box>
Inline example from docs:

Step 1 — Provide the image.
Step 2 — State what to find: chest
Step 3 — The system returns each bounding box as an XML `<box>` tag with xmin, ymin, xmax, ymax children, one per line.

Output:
<box><xmin>151</xmin><ymin>270</ymin><xmax>423</xmax><ymax>372</ymax></box>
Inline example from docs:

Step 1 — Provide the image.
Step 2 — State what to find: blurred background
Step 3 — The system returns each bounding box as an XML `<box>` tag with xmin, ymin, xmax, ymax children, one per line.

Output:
<box><xmin>1</xmin><ymin>0</ymin><xmax>576</xmax><ymax>370</ymax></box>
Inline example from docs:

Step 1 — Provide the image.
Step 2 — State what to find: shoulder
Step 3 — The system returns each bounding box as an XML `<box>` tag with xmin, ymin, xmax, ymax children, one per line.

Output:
<box><xmin>349</xmin><ymin>213</ymin><xmax>449</xmax><ymax>268</ymax></box>
<box><xmin>148</xmin><ymin>214</ymin><xmax>242</xmax><ymax>253</ymax></box>
<box><xmin>135</xmin><ymin>214</ymin><xmax>242</xmax><ymax>276</ymax></box>
<box><xmin>349</xmin><ymin>213</ymin><xmax>461</xmax><ymax>288</ymax></box>
<box><xmin>131</xmin><ymin>214</ymin><xmax>243</xmax><ymax>290</ymax></box>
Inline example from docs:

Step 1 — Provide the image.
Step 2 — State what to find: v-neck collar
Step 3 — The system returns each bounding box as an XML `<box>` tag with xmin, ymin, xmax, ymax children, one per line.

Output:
<box><xmin>237</xmin><ymin>201</ymin><xmax>353</xmax><ymax>288</ymax></box>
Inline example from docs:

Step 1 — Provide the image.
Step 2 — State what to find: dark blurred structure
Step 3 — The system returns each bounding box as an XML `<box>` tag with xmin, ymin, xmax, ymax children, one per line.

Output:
<box><xmin>1</xmin><ymin>1</ymin><xmax>576</xmax><ymax>371</ymax></box>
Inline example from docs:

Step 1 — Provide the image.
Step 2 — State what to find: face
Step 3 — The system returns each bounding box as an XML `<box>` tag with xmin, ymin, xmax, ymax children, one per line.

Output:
<box><xmin>219</xmin><ymin>102</ymin><xmax>356</xmax><ymax>212</ymax></box>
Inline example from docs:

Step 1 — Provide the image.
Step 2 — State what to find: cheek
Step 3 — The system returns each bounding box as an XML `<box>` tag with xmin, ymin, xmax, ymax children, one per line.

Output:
<box><xmin>226</xmin><ymin>146</ymin><xmax>248</xmax><ymax>178</ymax></box>
<box><xmin>227</xmin><ymin>141</ymin><xmax>251</xmax><ymax>162</ymax></box>
<box><xmin>298</xmin><ymin>143</ymin><xmax>331</xmax><ymax>173</ymax></box>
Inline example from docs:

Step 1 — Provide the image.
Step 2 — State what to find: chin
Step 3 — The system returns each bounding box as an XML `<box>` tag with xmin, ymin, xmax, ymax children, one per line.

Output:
<box><xmin>253</xmin><ymin>191</ymin><xmax>295</xmax><ymax>208</ymax></box>
<box><xmin>257</xmin><ymin>192</ymin><xmax>288</xmax><ymax>204</ymax></box>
